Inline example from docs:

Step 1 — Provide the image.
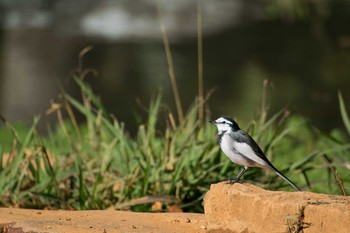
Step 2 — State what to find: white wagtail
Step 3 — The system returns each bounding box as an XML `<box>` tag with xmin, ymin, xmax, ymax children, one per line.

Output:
<box><xmin>209</xmin><ymin>117</ymin><xmax>301</xmax><ymax>191</ymax></box>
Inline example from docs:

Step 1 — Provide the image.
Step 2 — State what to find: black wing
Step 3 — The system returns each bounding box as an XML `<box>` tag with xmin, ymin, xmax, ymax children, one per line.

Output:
<box><xmin>230</xmin><ymin>130</ymin><xmax>276</xmax><ymax>169</ymax></box>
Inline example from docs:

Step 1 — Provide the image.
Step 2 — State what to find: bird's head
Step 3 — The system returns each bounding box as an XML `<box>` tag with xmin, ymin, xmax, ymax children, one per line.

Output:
<box><xmin>209</xmin><ymin>117</ymin><xmax>240</xmax><ymax>133</ymax></box>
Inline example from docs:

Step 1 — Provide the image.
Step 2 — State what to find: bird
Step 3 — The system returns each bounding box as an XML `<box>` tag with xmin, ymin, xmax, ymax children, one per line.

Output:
<box><xmin>209</xmin><ymin>116</ymin><xmax>301</xmax><ymax>191</ymax></box>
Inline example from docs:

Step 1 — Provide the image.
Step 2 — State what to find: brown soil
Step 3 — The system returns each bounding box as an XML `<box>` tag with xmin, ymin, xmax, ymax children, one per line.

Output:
<box><xmin>0</xmin><ymin>208</ymin><xmax>206</xmax><ymax>233</ymax></box>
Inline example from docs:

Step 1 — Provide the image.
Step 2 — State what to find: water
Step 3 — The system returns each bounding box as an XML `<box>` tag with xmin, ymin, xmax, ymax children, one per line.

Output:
<box><xmin>1</xmin><ymin>0</ymin><xmax>350</xmax><ymax>133</ymax></box>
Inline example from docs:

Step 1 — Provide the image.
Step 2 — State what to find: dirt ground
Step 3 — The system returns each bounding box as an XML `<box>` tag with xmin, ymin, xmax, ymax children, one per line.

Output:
<box><xmin>2</xmin><ymin>183</ymin><xmax>350</xmax><ymax>233</ymax></box>
<box><xmin>0</xmin><ymin>208</ymin><xmax>206</xmax><ymax>233</ymax></box>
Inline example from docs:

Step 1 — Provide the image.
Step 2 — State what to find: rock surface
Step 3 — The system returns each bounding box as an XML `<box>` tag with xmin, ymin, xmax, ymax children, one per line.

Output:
<box><xmin>0</xmin><ymin>208</ymin><xmax>206</xmax><ymax>233</ymax></box>
<box><xmin>1</xmin><ymin>183</ymin><xmax>350</xmax><ymax>233</ymax></box>
<box><xmin>204</xmin><ymin>182</ymin><xmax>350</xmax><ymax>233</ymax></box>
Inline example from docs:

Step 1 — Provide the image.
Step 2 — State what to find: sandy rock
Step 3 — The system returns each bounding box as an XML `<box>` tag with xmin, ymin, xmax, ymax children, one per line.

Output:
<box><xmin>204</xmin><ymin>182</ymin><xmax>350</xmax><ymax>233</ymax></box>
<box><xmin>0</xmin><ymin>208</ymin><xmax>206</xmax><ymax>233</ymax></box>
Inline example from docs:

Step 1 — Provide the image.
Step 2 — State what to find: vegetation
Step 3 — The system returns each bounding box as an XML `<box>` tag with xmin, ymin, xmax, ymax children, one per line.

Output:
<box><xmin>0</xmin><ymin>66</ymin><xmax>349</xmax><ymax>212</ymax></box>
<box><xmin>0</xmin><ymin>3</ymin><xmax>349</xmax><ymax>211</ymax></box>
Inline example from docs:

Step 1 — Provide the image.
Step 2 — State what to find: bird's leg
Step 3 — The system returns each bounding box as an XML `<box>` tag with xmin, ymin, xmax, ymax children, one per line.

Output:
<box><xmin>227</xmin><ymin>166</ymin><xmax>248</xmax><ymax>184</ymax></box>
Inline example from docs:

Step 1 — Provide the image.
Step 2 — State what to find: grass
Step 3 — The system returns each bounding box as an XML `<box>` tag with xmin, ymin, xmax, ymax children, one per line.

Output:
<box><xmin>0</xmin><ymin>4</ymin><xmax>349</xmax><ymax>211</ymax></box>
<box><xmin>0</xmin><ymin>73</ymin><xmax>349</xmax><ymax>212</ymax></box>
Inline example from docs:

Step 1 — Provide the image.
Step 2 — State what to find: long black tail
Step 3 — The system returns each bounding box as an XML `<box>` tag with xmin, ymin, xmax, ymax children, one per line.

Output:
<box><xmin>272</xmin><ymin>168</ymin><xmax>301</xmax><ymax>191</ymax></box>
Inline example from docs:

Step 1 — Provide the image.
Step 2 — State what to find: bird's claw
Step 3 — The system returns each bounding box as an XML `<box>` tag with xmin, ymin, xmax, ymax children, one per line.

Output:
<box><xmin>226</xmin><ymin>179</ymin><xmax>243</xmax><ymax>184</ymax></box>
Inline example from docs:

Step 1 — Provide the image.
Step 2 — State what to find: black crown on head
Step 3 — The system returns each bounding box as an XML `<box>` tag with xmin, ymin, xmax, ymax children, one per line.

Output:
<box><xmin>222</xmin><ymin>117</ymin><xmax>240</xmax><ymax>131</ymax></box>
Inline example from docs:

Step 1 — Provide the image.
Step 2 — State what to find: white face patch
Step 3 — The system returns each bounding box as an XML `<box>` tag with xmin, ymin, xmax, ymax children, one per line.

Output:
<box><xmin>214</xmin><ymin>117</ymin><xmax>233</xmax><ymax>133</ymax></box>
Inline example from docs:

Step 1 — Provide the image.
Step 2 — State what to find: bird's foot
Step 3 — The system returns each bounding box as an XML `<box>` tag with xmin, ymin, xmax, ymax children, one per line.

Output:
<box><xmin>226</xmin><ymin>179</ymin><xmax>243</xmax><ymax>184</ymax></box>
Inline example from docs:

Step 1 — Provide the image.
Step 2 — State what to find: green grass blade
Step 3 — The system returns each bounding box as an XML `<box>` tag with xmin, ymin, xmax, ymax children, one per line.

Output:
<box><xmin>338</xmin><ymin>91</ymin><xmax>350</xmax><ymax>135</ymax></box>
<box><xmin>74</xmin><ymin>77</ymin><xmax>107</xmax><ymax>115</ymax></box>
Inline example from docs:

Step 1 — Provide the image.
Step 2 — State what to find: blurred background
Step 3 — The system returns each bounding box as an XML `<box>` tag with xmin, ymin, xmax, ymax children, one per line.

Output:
<box><xmin>1</xmin><ymin>0</ymin><xmax>350</xmax><ymax>133</ymax></box>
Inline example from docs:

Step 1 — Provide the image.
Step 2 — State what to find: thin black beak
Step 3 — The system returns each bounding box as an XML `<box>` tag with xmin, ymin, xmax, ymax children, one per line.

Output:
<box><xmin>208</xmin><ymin>120</ymin><xmax>215</xmax><ymax>124</ymax></box>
